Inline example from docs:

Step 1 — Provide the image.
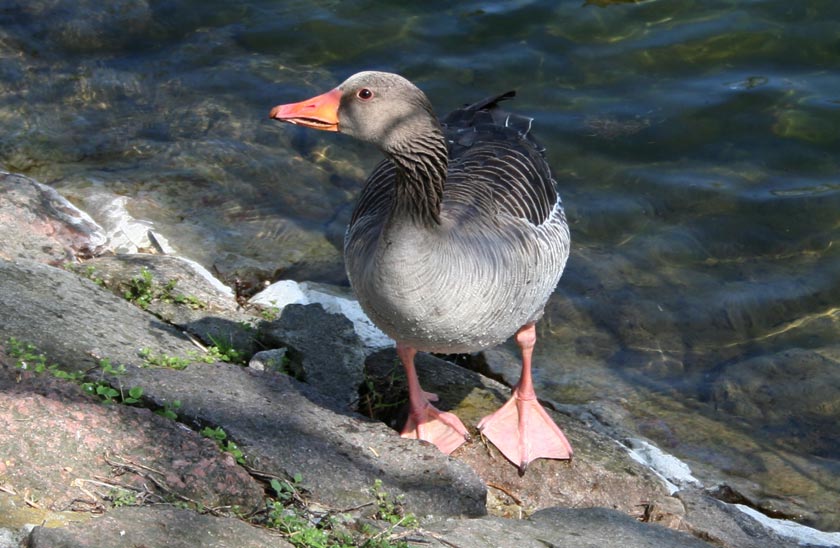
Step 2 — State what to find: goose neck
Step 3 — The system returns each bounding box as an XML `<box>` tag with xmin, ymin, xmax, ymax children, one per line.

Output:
<box><xmin>387</xmin><ymin>134</ymin><xmax>448</xmax><ymax>227</ymax></box>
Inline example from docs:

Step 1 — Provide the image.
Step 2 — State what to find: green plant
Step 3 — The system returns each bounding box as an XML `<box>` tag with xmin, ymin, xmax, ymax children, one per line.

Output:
<box><xmin>185</xmin><ymin>335</ymin><xmax>248</xmax><ymax>365</ymax></box>
<box><xmin>155</xmin><ymin>399</ymin><xmax>181</xmax><ymax>420</ymax></box>
<box><xmin>67</xmin><ymin>263</ymin><xmax>107</xmax><ymax>286</ymax></box>
<box><xmin>81</xmin><ymin>382</ymin><xmax>120</xmax><ymax>403</ymax></box>
<box><xmin>270</xmin><ymin>473</ymin><xmax>303</xmax><ymax>504</ymax></box>
<box><xmin>205</xmin><ymin>334</ymin><xmax>246</xmax><ymax>365</ymax></box>
<box><xmin>237</xmin><ymin>320</ymin><xmax>257</xmax><ymax>332</ymax></box>
<box><xmin>122</xmin><ymin>268</ymin><xmax>207</xmax><ymax>310</ymax></box>
<box><xmin>359</xmin><ymin>365</ymin><xmax>408</xmax><ymax>423</ymax></box>
<box><xmin>256</xmin><ymin>475</ymin><xmax>413</xmax><ymax>548</ymax></box>
<box><xmin>98</xmin><ymin>357</ymin><xmax>126</xmax><ymax>377</ymax></box>
<box><xmin>259</xmin><ymin>306</ymin><xmax>281</xmax><ymax>321</ymax></box>
<box><xmin>139</xmin><ymin>348</ymin><xmax>191</xmax><ymax>370</ymax></box>
<box><xmin>370</xmin><ymin>479</ymin><xmax>418</xmax><ymax>528</ymax></box>
<box><xmin>109</xmin><ymin>488</ymin><xmax>138</xmax><ymax>508</ymax></box>
<box><xmin>122</xmin><ymin>386</ymin><xmax>144</xmax><ymax>404</ymax></box>
<box><xmin>159</xmin><ymin>278</ymin><xmax>207</xmax><ymax>309</ymax></box>
<box><xmin>5</xmin><ymin>340</ymin><xmax>179</xmax><ymax>421</ymax></box>
<box><xmin>123</xmin><ymin>268</ymin><xmax>155</xmax><ymax>309</ymax></box>
<box><xmin>7</xmin><ymin>338</ymin><xmax>85</xmax><ymax>382</ymax></box>
<box><xmin>81</xmin><ymin>371</ymin><xmax>142</xmax><ymax>406</ymax></box>
<box><xmin>8</xmin><ymin>337</ymin><xmax>51</xmax><ymax>373</ymax></box>
<box><xmin>201</xmin><ymin>426</ymin><xmax>246</xmax><ymax>465</ymax></box>
<box><xmin>73</xmin><ymin>358</ymin><xmax>144</xmax><ymax>406</ymax></box>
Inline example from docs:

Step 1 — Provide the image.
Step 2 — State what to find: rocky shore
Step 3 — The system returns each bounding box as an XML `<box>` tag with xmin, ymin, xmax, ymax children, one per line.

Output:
<box><xmin>0</xmin><ymin>171</ymin><xmax>835</xmax><ymax>547</ymax></box>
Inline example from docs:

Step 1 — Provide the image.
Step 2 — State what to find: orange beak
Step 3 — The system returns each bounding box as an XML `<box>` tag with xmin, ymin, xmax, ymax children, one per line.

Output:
<box><xmin>269</xmin><ymin>88</ymin><xmax>342</xmax><ymax>132</ymax></box>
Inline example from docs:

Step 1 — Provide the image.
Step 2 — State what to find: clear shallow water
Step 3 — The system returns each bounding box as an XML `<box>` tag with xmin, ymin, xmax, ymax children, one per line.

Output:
<box><xmin>2</xmin><ymin>0</ymin><xmax>839</xmax><ymax>530</ymax></box>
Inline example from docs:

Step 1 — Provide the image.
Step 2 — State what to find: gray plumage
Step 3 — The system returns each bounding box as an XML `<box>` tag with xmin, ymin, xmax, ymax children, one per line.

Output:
<box><xmin>338</xmin><ymin>72</ymin><xmax>570</xmax><ymax>353</ymax></box>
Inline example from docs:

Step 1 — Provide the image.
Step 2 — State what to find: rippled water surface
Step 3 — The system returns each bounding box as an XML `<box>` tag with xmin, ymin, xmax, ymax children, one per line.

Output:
<box><xmin>2</xmin><ymin>0</ymin><xmax>839</xmax><ymax>530</ymax></box>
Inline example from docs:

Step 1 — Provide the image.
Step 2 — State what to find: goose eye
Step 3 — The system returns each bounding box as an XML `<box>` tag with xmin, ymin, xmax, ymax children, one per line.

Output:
<box><xmin>357</xmin><ymin>88</ymin><xmax>373</xmax><ymax>100</ymax></box>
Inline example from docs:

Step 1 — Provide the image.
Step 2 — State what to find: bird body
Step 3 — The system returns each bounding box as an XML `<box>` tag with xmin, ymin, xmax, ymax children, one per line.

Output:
<box><xmin>271</xmin><ymin>71</ymin><xmax>573</xmax><ymax>469</ymax></box>
<box><xmin>346</xmin><ymin>181</ymin><xmax>569</xmax><ymax>354</ymax></box>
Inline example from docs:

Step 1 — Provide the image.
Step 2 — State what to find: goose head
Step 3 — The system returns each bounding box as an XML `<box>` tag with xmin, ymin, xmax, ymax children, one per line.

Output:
<box><xmin>270</xmin><ymin>71</ymin><xmax>442</xmax><ymax>154</ymax></box>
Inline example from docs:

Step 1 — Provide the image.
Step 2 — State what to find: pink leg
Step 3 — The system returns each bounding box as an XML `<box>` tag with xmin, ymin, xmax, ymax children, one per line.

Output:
<box><xmin>398</xmin><ymin>344</ymin><xmax>469</xmax><ymax>455</ymax></box>
<box><xmin>477</xmin><ymin>323</ymin><xmax>573</xmax><ymax>471</ymax></box>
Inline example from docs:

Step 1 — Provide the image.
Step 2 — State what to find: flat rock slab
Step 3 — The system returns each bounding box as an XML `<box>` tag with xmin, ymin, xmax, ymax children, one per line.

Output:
<box><xmin>425</xmin><ymin>507</ymin><xmax>714</xmax><ymax>548</ymax></box>
<box><xmin>0</xmin><ymin>259</ymin><xmax>200</xmax><ymax>373</ymax></box>
<box><xmin>78</xmin><ymin>254</ymin><xmax>262</xmax><ymax>360</ymax></box>
<box><xmin>26</xmin><ymin>505</ymin><xmax>293</xmax><ymax>548</ymax></box>
<box><xmin>23</xmin><ymin>505</ymin><xmax>712</xmax><ymax>548</ymax></box>
<box><xmin>0</xmin><ymin>362</ymin><xmax>264</xmax><ymax>517</ymax></box>
<box><xmin>0</xmin><ymin>390</ymin><xmax>263</xmax><ymax>513</ymax></box>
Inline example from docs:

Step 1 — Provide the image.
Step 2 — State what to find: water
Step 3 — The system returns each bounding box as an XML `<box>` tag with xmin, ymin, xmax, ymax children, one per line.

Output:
<box><xmin>2</xmin><ymin>0</ymin><xmax>839</xmax><ymax>530</ymax></box>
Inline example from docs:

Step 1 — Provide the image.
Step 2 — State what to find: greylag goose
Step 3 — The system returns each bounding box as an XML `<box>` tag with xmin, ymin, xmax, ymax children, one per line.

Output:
<box><xmin>270</xmin><ymin>71</ymin><xmax>572</xmax><ymax>471</ymax></box>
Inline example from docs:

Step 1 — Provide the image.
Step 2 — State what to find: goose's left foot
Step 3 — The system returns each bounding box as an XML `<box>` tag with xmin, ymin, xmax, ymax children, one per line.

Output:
<box><xmin>477</xmin><ymin>322</ymin><xmax>573</xmax><ymax>471</ymax></box>
<box><xmin>478</xmin><ymin>389</ymin><xmax>572</xmax><ymax>471</ymax></box>
<box><xmin>401</xmin><ymin>399</ymin><xmax>469</xmax><ymax>455</ymax></box>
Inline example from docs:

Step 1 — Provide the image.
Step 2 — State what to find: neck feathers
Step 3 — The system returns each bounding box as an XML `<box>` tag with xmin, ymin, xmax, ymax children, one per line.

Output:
<box><xmin>387</xmin><ymin>126</ymin><xmax>448</xmax><ymax>226</ymax></box>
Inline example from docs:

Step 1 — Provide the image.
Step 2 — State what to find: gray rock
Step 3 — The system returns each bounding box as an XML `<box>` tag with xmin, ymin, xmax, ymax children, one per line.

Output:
<box><xmin>81</xmin><ymin>254</ymin><xmax>261</xmax><ymax>361</ymax></box>
<box><xmin>0</xmin><ymin>259</ymin><xmax>199</xmax><ymax>373</ymax></box>
<box><xmin>259</xmin><ymin>303</ymin><xmax>367</xmax><ymax>408</ymax></box>
<box><xmin>26</xmin><ymin>505</ymin><xmax>293</xmax><ymax>548</ymax></box>
<box><xmin>0</xmin><ymin>526</ymin><xmax>28</xmax><ymax>548</ymax></box>
<box><xmin>118</xmin><ymin>361</ymin><xmax>487</xmax><ymax>519</ymax></box>
<box><xmin>249</xmin><ymin>348</ymin><xmax>288</xmax><ymax>372</ymax></box>
<box><xmin>0</xmin><ymin>188</ymin><xmax>825</xmax><ymax>547</ymax></box>
<box><xmin>0</xmin><ymin>172</ymin><xmax>107</xmax><ymax>265</ymax></box>
<box><xmin>423</xmin><ymin>507</ymin><xmax>714</xmax><ymax>548</ymax></box>
<box><xmin>365</xmin><ymin>348</ymin><xmax>676</xmax><ymax>520</ymax></box>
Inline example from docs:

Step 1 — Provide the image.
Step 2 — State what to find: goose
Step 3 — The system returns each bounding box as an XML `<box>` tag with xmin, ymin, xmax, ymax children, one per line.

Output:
<box><xmin>270</xmin><ymin>71</ymin><xmax>572</xmax><ymax>471</ymax></box>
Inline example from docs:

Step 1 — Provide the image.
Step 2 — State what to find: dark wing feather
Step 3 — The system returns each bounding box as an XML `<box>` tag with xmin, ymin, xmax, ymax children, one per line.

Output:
<box><xmin>442</xmin><ymin>92</ymin><xmax>557</xmax><ymax>227</ymax></box>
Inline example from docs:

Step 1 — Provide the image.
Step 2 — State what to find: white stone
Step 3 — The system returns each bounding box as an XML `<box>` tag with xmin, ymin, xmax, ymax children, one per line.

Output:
<box><xmin>623</xmin><ymin>438</ymin><xmax>702</xmax><ymax>495</ymax></box>
<box><xmin>250</xmin><ymin>280</ymin><xmax>309</xmax><ymax>308</ymax></box>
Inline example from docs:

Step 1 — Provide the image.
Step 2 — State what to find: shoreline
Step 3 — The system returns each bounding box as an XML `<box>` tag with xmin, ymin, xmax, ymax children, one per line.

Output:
<box><xmin>1</xmin><ymin>170</ymin><xmax>837</xmax><ymax>547</ymax></box>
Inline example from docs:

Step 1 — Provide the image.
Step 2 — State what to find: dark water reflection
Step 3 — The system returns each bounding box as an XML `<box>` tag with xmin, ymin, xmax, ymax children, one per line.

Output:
<box><xmin>1</xmin><ymin>0</ymin><xmax>839</xmax><ymax>530</ymax></box>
